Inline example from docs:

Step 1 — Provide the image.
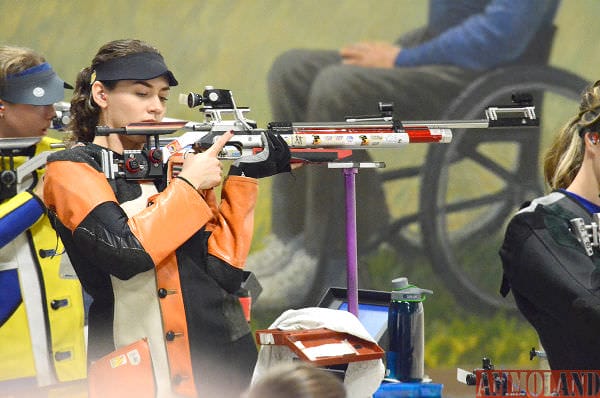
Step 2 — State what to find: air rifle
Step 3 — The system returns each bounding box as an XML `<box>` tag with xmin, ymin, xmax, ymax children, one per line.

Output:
<box><xmin>94</xmin><ymin>87</ymin><xmax>538</xmax><ymax>181</ymax></box>
<box><xmin>169</xmin><ymin>87</ymin><xmax>537</xmax><ymax>161</ymax></box>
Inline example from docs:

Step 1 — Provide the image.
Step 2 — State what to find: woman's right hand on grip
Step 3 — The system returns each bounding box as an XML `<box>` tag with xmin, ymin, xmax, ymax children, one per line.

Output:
<box><xmin>178</xmin><ymin>131</ymin><xmax>233</xmax><ymax>190</ymax></box>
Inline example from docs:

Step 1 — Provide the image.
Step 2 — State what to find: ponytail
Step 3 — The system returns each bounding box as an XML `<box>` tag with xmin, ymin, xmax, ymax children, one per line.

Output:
<box><xmin>543</xmin><ymin>80</ymin><xmax>600</xmax><ymax>190</ymax></box>
<box><xmin>67</xmin><ymin>66</ymin><xmax>98</xmax><ymax>143</ymax></box>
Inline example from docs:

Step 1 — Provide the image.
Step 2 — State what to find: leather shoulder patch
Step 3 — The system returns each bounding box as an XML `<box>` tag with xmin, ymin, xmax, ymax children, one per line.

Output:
<box><xmin>47</xmin><ymin>143</ymin><xmax>105</xmax><ymax>173</ymax></box>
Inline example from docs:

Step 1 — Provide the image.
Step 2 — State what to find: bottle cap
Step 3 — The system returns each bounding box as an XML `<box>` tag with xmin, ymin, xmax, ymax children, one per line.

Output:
<box><xmin>391</xmin><ymin>277</ymin><xmax>433</xmax><ymax>302</ymax></box>
<box><xmin>391</xmin><ymin>277</ymin><xmax>409</xmax><ymax>290</ymax></box>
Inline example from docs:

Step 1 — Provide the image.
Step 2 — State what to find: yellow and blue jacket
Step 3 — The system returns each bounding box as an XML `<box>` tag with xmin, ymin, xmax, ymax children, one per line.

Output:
<box><xmin>0</xmin><ymin>136</ymin><xmax>86</xmax><ymax>385</ymax></box>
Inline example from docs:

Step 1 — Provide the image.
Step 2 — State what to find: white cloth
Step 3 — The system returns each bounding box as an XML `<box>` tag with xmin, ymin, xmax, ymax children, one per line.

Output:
<box><xmin>252</xmin><ymin>307</ymin><xmax>385</xmax><ymax>398</ymax></box>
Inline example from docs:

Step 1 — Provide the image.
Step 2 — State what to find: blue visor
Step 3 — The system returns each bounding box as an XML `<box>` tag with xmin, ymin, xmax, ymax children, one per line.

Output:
<box><xmin>0</xmin><ymin>63</ymin><xmax>72</xmax><ymax>106</ymax></box>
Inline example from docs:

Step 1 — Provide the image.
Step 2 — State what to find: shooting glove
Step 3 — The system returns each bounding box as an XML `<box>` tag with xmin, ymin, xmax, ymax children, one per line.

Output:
<box><xmin>228</xmin><ymin>131</ymin><xmax>291</xmax><ymax>178</ymax></box>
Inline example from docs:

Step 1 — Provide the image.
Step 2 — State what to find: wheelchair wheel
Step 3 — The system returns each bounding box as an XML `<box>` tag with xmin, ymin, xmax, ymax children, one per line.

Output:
<box><xmin>419</xmin><ymin>65</ymin><xmax>589</xmax><ymax>315</ymax></box>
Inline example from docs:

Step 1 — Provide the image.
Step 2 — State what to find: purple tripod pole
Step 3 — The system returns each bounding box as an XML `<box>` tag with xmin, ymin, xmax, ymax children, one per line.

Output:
<box><xmin>329</xmin><ymin>161</ymin><xmax>386</xmax><ymax>317</ymax></box>
<box><xmin>344</xmin><ymin>167</ymin><xmax>359</xmax><ymax>316</ymax></box>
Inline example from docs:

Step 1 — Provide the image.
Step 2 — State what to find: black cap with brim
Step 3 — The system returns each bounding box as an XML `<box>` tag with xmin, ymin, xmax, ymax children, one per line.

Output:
<box><xmin>0</xmin><ymin>63</ymin><xmax>72</xmax><ymax>106</ymax></box>
<box><xmin>93</xmin><ymin>52</ymin><xmax>178</xmax><ymax>86</ymax></box>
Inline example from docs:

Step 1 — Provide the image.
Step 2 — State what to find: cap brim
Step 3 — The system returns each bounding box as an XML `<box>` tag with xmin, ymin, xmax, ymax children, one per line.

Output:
<box><xmin>94</xmin><ymin>52</ymin><xmax>178</xmax><ymax>86</ymax></box>
<box><xmin>1</xmin><ymin>69</ymin><xmax>69</xmax><ymax>105</ymax></box>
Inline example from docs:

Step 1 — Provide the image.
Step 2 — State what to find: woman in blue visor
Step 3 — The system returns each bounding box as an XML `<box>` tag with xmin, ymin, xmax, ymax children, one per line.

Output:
<box><xmin>0</xmin><ymin>45</ymin><xmax>87</xmax><ymax>390</ymax></box>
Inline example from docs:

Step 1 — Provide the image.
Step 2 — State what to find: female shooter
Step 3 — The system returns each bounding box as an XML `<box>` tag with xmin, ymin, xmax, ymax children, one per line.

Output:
<box><xmin>42</xmin><ymin>39</ymin><xmax>290</xmax><ymax>397</ymax></box>
<box><xmin>0</xmin><ymin>45</ymin><xmax>86</xmax><ymax>387</ymax></box>
<box><xmin>500</xmin><ymin>80</ymin><xmax>600</xmax><ymax>369</ymax></box>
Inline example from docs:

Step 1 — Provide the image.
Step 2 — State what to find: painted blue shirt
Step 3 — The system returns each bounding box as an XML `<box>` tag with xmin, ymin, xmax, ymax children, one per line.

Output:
<box><xmin>395</xmin><ymin>0</ymin><xmax>561</xmax><ymax>70</ymax></box>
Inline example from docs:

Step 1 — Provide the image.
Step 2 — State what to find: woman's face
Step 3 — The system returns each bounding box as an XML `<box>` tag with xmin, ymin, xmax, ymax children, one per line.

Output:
<box><xmin>0</xmin><ymin>102</ymin><xmax>55</xmax><ymax>138</ymax></box>
<box><xmin>99</xmin><ymin>76</ymin><xmax>170</xmax><ymax>148</ymax></box>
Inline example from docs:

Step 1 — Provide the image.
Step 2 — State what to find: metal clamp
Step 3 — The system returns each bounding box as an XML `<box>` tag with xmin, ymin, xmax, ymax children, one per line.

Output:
<box><xmin>569</xmin><ymin>213</ymin><xmax>600</xmax><ymax>256</ymax></box>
